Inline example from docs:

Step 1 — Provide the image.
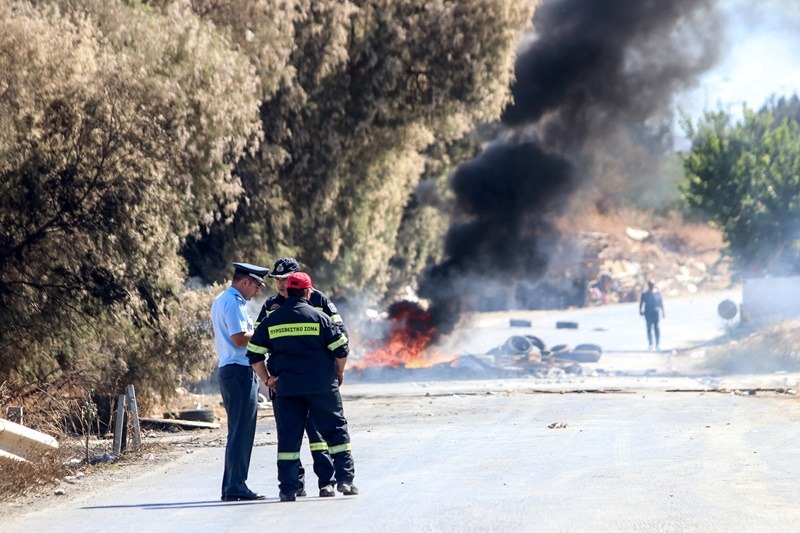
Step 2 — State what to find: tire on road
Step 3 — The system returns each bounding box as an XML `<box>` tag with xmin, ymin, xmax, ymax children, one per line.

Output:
<box><xmin>175</xmin><ymin>409</ymin><xmax>216</xmax><ymax>423</ymax></box>
<box><xmin>524</xmin><ymin>335</ymin><xmax>546</xmax><ymax>352</ymax></box>
<box><xmin>556</xmin><ymin>351</ymin><xmax>601</xmax><ymax>363</ymax></box>
<box><xmin>502</xmin><ymin>335</ymin><xmax>533</xmax><ymax>355</ymax></box>
<box><xmin>573</xmin><ymin>343</ymin><xmax>603</xmax><ymax>355</ymax></box>
<box><xmin>549</xmin><ymin>344</ymin><xmax>570</xmax><ymax>355</ymax></box>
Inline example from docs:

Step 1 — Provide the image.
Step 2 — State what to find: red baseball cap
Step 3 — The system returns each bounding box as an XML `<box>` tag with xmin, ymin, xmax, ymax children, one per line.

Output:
<box><xmin>286</xmin><ymin>272</ymin><xmax>312</xmax><ymax>290</ymax></box>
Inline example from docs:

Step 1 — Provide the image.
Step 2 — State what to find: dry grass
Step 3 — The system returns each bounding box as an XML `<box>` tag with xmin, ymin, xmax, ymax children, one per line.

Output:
<box><xmin>705</xmin><ymin>318</ymin><xmax>800</xmax><ymax>374</ymax></box>
<box><xmin>0</xmin><ymin>448</ymin><xmax>71</xmax><ymax>499</ymax></box>
<box><xmin>1</xmin><ymin>379</ymin><xmax>138</xmax><ymax>501</ymax></box>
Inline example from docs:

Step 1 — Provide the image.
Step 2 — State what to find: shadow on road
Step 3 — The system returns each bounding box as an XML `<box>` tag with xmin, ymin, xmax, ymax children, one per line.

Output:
<box><xmin>81</xmin><ymin>499</ymin><xmax>275</xmax><ymax>510</ymax></box>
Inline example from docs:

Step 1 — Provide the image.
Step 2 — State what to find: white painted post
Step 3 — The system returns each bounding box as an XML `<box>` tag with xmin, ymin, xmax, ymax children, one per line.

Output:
<box><xmin>125</xmin><ymin>385</ymin><xmax>142</xmax><ymax>451</ymax></box>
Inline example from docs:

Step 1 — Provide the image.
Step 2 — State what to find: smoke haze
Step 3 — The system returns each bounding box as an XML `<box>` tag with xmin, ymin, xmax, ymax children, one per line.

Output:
<box><xmin>420</xmin><ymin>0</ymin><xmax>725</xmax><ymax>335</ymax></box>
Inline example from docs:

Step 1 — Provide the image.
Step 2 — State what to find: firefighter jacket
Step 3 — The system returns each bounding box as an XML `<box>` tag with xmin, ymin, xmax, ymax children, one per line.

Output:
<box><xmin>247</xmin><ymin>296</ymin><xmax>349</xmax><ymax>396</ymax></box>
<box><xmin>255</xmin><ymin>289</ymin><xmax>346</xmax><ymax>336</ymax></box>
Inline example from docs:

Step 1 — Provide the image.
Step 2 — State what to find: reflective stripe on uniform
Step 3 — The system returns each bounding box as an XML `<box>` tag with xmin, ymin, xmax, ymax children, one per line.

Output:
<box><xmin>309</xmin><ymin>442</ymin><xmax>329</xmax><ymax>452</ymax></box>
<box><xmin>328</xmin><ymin>443</ymin><xmax>352</xmax><ymax>455</ymax></box>
<box><xmin>313</xmin><ymin>306</ymin><xmax>343</xmax><ymax>324</ymax></box>
<box><xmin>268</xmin><ymin>323</ymin><xmax>320</xmax><ymax>338</ymax></box>
<box><xmin>246</xmin><ymin>342</ymin><xmax>268</xmax><ymax>354</ymax></box>
<box><xmin>327</xmin><ymin>335</ymin><xmax>348</xmax><ymax>351</ymax></box>
<box><xmin>277</xmin><ymin>451</ymin><xmax>301</xmax><ymax>461</ymax></box>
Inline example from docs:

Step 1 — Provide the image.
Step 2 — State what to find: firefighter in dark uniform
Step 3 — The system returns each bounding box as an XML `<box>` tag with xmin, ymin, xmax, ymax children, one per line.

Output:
<box><xmin>247</xmin><ymin>272</ymin><xmax>357</xmax><ymax>502</ymax></box>
<box><xmin>254</xmin><ymin>257</ymin><xmax>346</xmax><ymax>498</ymax></box>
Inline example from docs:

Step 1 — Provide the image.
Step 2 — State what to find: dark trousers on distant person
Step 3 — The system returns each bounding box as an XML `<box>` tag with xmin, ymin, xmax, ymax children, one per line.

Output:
<box><xmin>645</xmin><ymin>311</ymin><xmax>661</xmax><ymax>348</ymax></box>
<box><xmin>274</xmin><ymin>390</ymin><xmax>355</xmax><ymax>495</ymax></box>
<box><xmin>219</xmin><ymin>363</ymin><xmax>258</xmax><ymax>498</ymax></box>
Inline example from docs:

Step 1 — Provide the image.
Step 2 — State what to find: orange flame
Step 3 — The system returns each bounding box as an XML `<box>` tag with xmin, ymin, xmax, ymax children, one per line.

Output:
<box><xmin>353</xmin><ymin>301</ymin><xmax>455</xmax><ymax>369</ymax></box>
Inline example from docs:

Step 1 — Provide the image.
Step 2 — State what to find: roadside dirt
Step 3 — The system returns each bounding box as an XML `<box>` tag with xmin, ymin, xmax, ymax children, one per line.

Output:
<box><xmin>0</xmin><ymin>392</ymin><xmax>462</xmax><ymax>517</ymax></box>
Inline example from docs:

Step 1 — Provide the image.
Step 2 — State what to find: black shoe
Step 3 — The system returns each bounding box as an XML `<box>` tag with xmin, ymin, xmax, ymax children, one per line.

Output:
<box><xmin>279</xmin><ymin>492</ymin><xmax>296</xmax><ymax>502</ymax></box>
<box><xmin>319</xmin><ymin>485</ymin><xmax>335</xmax><ymax>498</ymax></box>
<box><xmin>296</xmin><ymin>488</ymin><xmax>307</xmax><ymax>497</ymax></box>
<box><xmin>337</xmin><ymin>483</ymin><xmax>359</xmax><ymax>495</ymax></box>
<box><xmin>221</xmin><ymin>492</ymin><xmax>266</xmax><ymax>502</ymax></box>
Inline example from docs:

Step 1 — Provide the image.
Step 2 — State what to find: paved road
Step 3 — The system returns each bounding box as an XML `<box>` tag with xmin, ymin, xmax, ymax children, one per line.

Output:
<box><xmin>7</xmin><ymin>288</ymin><xmax>800</xmax><ymax>532</ymax></box>
<box><xmin>437</xmin><ymin>288</ymin><xmax>742</xmax><ymax>358</ymax></box>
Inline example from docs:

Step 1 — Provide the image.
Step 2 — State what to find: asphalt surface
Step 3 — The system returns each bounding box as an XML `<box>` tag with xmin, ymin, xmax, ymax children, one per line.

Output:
<box><xmin>6</xmin><ymin>288</ymin><xmax>800</xmax><ymax>532</ymax></box>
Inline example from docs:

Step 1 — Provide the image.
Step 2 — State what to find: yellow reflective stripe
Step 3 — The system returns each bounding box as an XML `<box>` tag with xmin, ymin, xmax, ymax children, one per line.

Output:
<box><xmin>254</xmin><ymin>320</ymin><xmax>262</xmax><ymax>329</ymax></box>
<box><xmin>309</xmin><ymin>442</ymin><xmax>329</xmax><ymax>452</ymax></box>
<box><xmin>327</xmin><ymin>335</ymin><xmax>348</xmax><ymax>351</ymax></box>
<box><xmin>330</xmin><ymin>314</ymin><xmax>343</xmax><ymax>324</ymax></box>
<box><xmin>246</xmin><ymin>342</ymin><xmax>268</xmax><ymax>354</ymax></box>
<box><xmin>328</xmin><ymin>443</ymin><xmax>351</xmax><ymax>455</ymax></box>
<box><xmin>277</xmin><ymin>452</ymin><xmax>301</xmax><ymax>461</ymax></box>
<box><xmin>314</xmin><ymin>306</ymin><xmax>324</xmax><ymax>311</ymax></box>
<box><xmin>268</xmin><ymin>323</ymin><xmax>320</xmax><ymax>338</ymax></box>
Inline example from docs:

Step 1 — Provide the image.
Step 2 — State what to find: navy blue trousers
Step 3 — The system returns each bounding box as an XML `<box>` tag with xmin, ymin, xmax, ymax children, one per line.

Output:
<box><xmin>645</xmin><ymin>312</ymin><xmax>661</xmax><ymax>346</ymax></box>
<box><xmin>301</xmin><ymin>419</ymin><xmax>336</xmax><ymax>489</ymax></box>
<box><xmin>219</xmin><ymin>364</ymin><xmax>258</xmax><ymax>498</ymax></box>
<box><xmin>270</xmin><ymin>388</ymin><xmax>336</xmax><ymax>489</ymax></box>
<box><xmin>273</xmin><ymin>390</ymin><xmax>354</xmax><ymax>495</ymax></box>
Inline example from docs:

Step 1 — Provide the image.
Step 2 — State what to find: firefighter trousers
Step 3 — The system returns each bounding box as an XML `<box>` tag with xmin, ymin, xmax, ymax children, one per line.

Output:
<box><xmin>299</xmin><ymin>418</ymin><xmax>336</xmax><ymax>489</ymax></box>
<box><xmin>274</xmin><ymin>389</ymin><xmax>355</xmax><ymax>495</ymax></box>
<box><xmin>270</xmin><ymin>389</ymin><xmax>336</xmax><ymax>489</ymax></box>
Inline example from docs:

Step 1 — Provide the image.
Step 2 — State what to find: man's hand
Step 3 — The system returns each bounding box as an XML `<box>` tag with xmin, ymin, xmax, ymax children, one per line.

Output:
<box><xmin>266</xmin><ymin>375</ymin><xmax>279</xmax><ymax>390</ymax></box>
<box><xmin>337</xmin><ymin>372</ymin><xmax>344</xmax><ymax>386</ymax></box>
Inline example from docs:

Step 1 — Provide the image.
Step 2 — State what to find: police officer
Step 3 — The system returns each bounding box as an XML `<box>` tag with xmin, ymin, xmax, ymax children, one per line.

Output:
<box><xmin>254</xmin><ymin>257</ymin><xmax>346</xmax><ymax>498</ymax></box>
<box><xmin>211</xmin><ymin>262</ymin><xmax>270</xmax><ymax>501</ymax></box>
<box><xmin>247</xmin><ymin>271</ymin><xmax>358</xmax><ymax>502</ymax></box>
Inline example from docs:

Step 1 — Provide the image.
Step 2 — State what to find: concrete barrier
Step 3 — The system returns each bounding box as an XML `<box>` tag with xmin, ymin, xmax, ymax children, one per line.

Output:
<box><xmin>0</xmin><ymin>448</ymin><xmax>27</xmax><ymax>463</ymax></box>
<box><xmin>0</xmin><ymin>418</ymin><xmax>59</xmax><ymax>461</ymax></box>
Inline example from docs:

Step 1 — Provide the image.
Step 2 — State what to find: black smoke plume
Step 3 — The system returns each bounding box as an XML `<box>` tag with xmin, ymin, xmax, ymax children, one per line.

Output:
<box><xmin>420</xmin><ymin>0</ymin><xmax>723</xmax><ymax>336</ymax></box>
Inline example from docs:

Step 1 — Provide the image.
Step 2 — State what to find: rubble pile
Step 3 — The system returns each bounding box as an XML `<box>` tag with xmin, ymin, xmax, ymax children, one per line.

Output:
<box><xmin>581</xmin><ymin>225</ymin><xmax>731</xmax><ymax>305</ymax></box>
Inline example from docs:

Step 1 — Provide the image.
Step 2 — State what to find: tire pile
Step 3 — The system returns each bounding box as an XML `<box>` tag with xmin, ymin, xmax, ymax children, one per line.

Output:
<box><xmin>486</xmin><ymin>335</ymin><xmax>603</xmax><ymax>376</ymax></box>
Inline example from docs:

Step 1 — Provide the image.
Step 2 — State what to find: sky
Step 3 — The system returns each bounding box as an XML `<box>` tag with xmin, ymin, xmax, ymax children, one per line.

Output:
<box><xmin>676</xmin><ymin>0</ymin><xmax>800</xmax><ymax>120</ymax></box>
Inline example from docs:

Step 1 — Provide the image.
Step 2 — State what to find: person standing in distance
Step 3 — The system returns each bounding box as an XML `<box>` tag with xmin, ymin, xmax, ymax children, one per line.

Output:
<box><xmin>211</xmin><ymin>262</ymin><xmax>270</xmax><ymax>501</ymax></box>
<box><xmin>639</xmin><ymin>279</ymin><xmax>665</xmax><ymax>351</ymax></box>
<box><xmin>253</xmin><ymin>257</ymin><xmax>346</xmax><ymax>498</ymax></box>
<box><xmin>247</xmin><ymin>271</ymin><xmax>357</xmax><ymax>502</ymax></box>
